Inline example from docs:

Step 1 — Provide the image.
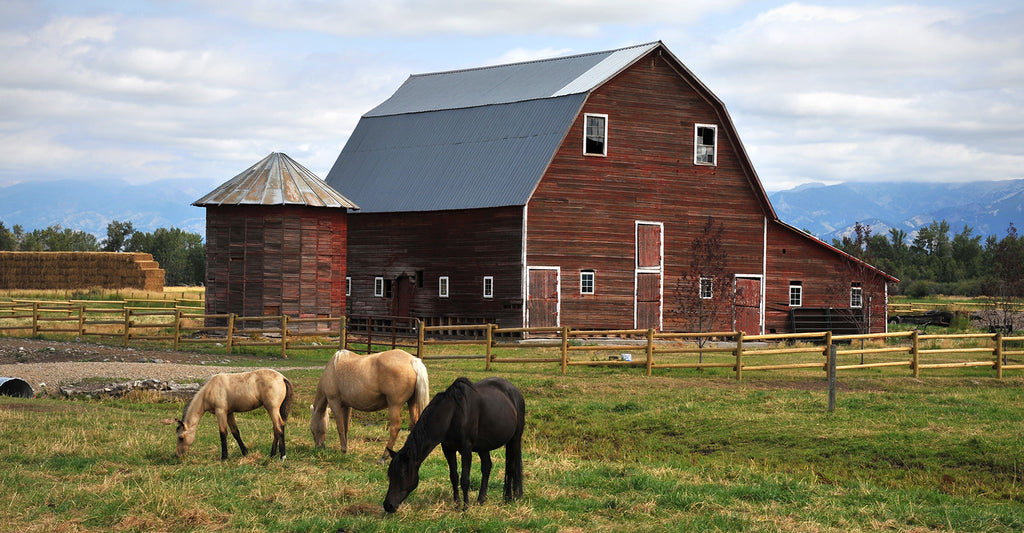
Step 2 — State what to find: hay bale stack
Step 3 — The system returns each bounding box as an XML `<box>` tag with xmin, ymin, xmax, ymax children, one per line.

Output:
<box><xmin>0</xmin><ymin>252</ymin><xmax>165</xmax><ymax>291</ymax></box>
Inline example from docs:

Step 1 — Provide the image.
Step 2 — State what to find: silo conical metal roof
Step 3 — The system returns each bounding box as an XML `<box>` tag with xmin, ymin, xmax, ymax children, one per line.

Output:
<box><xmin>194</xmin><ymin>152</ymin><xmax>359</xmax><ymax>209</ymax></box>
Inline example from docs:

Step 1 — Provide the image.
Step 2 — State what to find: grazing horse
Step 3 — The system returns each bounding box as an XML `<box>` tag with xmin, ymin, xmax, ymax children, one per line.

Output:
<box><xmin>310</xmin><ymin>349</ymin><xmax>430</xmax><ymax>462</ymax></box>
<box><xmin>383</xmin><ymin>377</ymin><xmax>525</xmax><ymax>513</ymax></box>
<box><xmin>176</xmin><ymin>368</ymin><xmax>293</xmax><ymax>461</ymax></box>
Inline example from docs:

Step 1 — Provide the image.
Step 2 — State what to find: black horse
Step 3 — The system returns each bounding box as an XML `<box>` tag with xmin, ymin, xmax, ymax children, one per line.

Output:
<box><xmin>383</xmin><ymin>376</ymin><xmax>525</xmax><ymax>513</ymax></box>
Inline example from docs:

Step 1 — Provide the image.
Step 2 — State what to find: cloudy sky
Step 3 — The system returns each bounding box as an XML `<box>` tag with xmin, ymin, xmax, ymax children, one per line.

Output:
<box><xmin>1</xmin><ymin>0</ymin><xmax>1021</xmax><ymax>193</ymax></box>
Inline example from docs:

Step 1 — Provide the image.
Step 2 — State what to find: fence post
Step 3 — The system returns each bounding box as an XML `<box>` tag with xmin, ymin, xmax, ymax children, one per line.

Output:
<box><xmin>281</xmin><ymin>315</ymin><xmax>288</xmax><ymax>359</ymax></box>
<box><xmin>823</xmin><ymin>330</ymin><xmax>832</xmax><ymax>373</ymax></box>
<box><xmin>416</xmin><ymin>319</ymin><xmax>424</xmax><ymax>359</ymax></box>
<box><xmin>911</xmin><ymin>329</ymin><xmax>920</xmax><ymax>378</ymax></box>
<box><xmin>123</xmin><ymin>307</ymin><xmax>130</xmax><ymax>346</ymax></box>
<box><xmin>735</xmin><ymin>331</ymin><xmax>744</xmax><ymax>381</ymax></box>
<box><xmin>485</xmin><ymin>324</ymin><xmax>494</xmax><ymax>371</ymax></box>
<box><xmin>32</xmin><ymin>301</ymin><xmax>39</xmax><ymax>336</ymax></box>
<box><xmin>227</xmin><ymin>314</ymin><xmax>235</xmax><ymax>354</ymax></box>
<box><xmin>828</xmin><ymin>344</ymin><xmax>837</xmax><ymax>412</ymax></box>
<box><xmin>77</xmin><ymin>304</ymin><xmax>85</xmax><ymax>337</ymax></box>
<box><xmin>995</xmin><ymin>331</ymin><xmax>1004</xmax><ymax>379</ymax></box>
<box><xmin>560</xmin><ymin>326</ymin><xmax>569</xmax><ymax>375</ymax></box>
<box><xmin>341</xmin><ymin>317</ymin><xmax>348</xmax><ymax>351</ymax></box>
<box><xmin>173</xmin><ymin>309</ymin><xmax>181</xmax><ymax>351</ymax></box>
<box><xmin>645</xmin><ymin>328</ymin><xmax>654</xmax><ymax>376</ymax></box>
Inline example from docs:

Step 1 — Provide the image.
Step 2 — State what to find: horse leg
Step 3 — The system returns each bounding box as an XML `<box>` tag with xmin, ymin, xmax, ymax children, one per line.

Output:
<box><xmin>459</xmin><ymin>448</ymin><xmax>473</xmax><ymax>510</ymax></box>
<box><xmin>269</xmin><ymin>410</ymin><xmax>285</xmax><ymax>461</ymax></box>
<box><xmin>442</xmin><ymin>443</ymin><xmax>461</xmax><ymax>508</ymax></box>
<box><xmin>216</xmin><ymin>411</ymin><xmax>230</xmax><ymax>460</ymax></box>
<box><xmin>477</xmin><ymin>451</ymin><xmax>493</xmax><ymax>504</ymax></box>
<box><xmin>327</xmin><ymin>399</ymin><xmax>348</xmax><ymax>452</ymax></box>
<box><xmin>227</xmin><ymin>412</ymin><xmax>248</xmax><ymax>457</ymax></box>
<box><xmin>380</xmin><ymin>404</ymin><xmax>402</xmax><ymax>464</ymax></box>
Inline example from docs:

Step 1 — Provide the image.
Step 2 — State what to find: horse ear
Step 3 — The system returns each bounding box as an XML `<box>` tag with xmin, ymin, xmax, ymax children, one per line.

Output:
<box><xmin>387</xmin><ymin>448</ymin><xmax>397</xmax><ymax>459</ymax></box>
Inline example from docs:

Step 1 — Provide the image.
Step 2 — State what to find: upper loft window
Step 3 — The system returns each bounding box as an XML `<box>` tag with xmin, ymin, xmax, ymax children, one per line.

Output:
<box><xmin>584</xmin><ymin>114</ymin><xmax>608</xmax><ymax>156</ymax></box>
<box><xmin>694</xmin><ymin>124</ymin><xmax>717</xmax><ymax>165</ymax></box>
<box><xmin>850</xmin><ymin>283</ymin><xmax>863</xmax><ymax>308</ymax></box>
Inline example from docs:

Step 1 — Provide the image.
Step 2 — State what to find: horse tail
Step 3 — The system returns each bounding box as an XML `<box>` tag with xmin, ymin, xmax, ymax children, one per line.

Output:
<box><xmin>280</xmin><ymin>377</ymin><xmax>294</xmax><ymax>422</ymax></box>
<box><xmin>411</xmin><ymin>357</ymin><xmax>430</xmax><ymax>421</ymax></box>
<box><xmin>504</xmin><ymin>389</ymin><xmax>526</xmax><ymax>501</ymax></box>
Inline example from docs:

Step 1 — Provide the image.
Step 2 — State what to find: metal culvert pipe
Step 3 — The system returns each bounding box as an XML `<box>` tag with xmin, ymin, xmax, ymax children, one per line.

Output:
<box><xmin>0</xmin><ymin>377</ymin><xmax>34</xmax><ymax>398</ymax></box>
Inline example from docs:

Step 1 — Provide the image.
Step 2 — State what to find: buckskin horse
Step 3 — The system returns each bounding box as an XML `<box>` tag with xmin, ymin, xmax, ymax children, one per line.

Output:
<box><xmin>310</xmin><ymin>349</ymin><xmax>430</xmax><ymax>463</ymax></box>
<box><xmin>383</xmin><ymin>376</ymin><xmax>525</xmax><ymax>513</ymax></box>
<box><xmin>175</xmin><ymin>368</ymin><xmax>293</xmax><ymax>461</ymax></box>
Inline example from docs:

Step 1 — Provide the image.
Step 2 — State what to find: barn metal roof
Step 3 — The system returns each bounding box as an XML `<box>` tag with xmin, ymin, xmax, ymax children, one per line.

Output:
<box><xmin>325</xmin><ymin>43</ymin><xmax>661</xmax><ymax>213</ymax></box>
<box><xmin>194</xmin><ymin>152</ymin><xmax>359</xmax><ymax>209</ymax></box>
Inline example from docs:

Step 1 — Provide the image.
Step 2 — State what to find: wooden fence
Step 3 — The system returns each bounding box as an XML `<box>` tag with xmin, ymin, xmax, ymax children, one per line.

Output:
<box><xmin>3</xmin><ymin>301</ymin><xmax>1024</xmax><ymax>380</ymax></box>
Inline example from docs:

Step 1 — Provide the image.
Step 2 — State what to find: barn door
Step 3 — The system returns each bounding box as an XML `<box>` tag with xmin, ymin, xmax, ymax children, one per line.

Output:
<box><xmin>392</xmin><ymin>275</ymin><xmax>414</xmax><ymax>317</ymax></box>
<box><xmin>527</xmin><ymin>267</ymin><xmax>559</xmax><ymax>328</ymax></box>
<box><xmin>733</xmin><ymin>276</ymin><xmax>762</xmax><ymax>334</ymax></box>
<box><xmin>635</xmin><ymin>222</ymin><xmax>663</xmax><ymax>330</ymax></box>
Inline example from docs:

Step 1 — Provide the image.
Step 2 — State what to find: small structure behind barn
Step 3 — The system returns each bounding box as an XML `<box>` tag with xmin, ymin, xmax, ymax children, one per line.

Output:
<box><xmin>193</xmin><ymin>152</ymin><xmax>358</xmax><ymax>327</ymax></box>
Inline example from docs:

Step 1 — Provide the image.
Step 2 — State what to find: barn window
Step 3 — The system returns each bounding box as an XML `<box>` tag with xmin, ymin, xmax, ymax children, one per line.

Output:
<box><xmin>439</xmin><ymin>276</ymin><xmax>449</xmax><ymax>298</ymax></box>
<box><xmin>694</xmin><ymin>124</ymin><xmax>717</xmax><ymax>165</ymax></box>
<box><xmin>580</xmin><ymin>270</ymin><xmax>595</xmax><ymax>295</ymax></box>
<box><xmin>789</xmin><ymin>281</ymin><xmax>802</xmax><ymax>307</ymax></box>
<box><xmin>374</xmin><ymin>277</ymin><xmax>384</xmax><ymax>297</ymax></box>
<box><xmin>699</xmin><ymin>277</ymin><xmax>713</xmax><ymax>299</ymax></box>
<box><xmin>850</xmin><ymin>283</ymin><xmax>863</xmax><ymax>308</ymax></box>
<box><xmin>483</xmin><ymin>276</ymin><xmax>494</xmax><ymax>298</ymax></box>
<box><xmin>346</xmin><ymin>276</ymin><xmax>351</xmax><ymax>297</ymax></box>
<box><xmin>584</xmin><ymin>114</ymin><xmax>607</xmax><ymax>156</ymax></box>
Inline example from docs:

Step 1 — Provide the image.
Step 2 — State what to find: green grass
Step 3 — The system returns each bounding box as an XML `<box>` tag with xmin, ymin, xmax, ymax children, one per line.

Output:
<box><xmin>3</xmin><ymin>357</ymin><xmax>1024</xmax><ymax>532</ymax></box>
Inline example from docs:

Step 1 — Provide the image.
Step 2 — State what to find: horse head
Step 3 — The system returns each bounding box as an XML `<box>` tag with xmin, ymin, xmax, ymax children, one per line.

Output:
<box><xmin>309</xmin><ymin>403</ymin><xmax>330</xmax><ymax>448</ymax></box>
<box><xmin>175</xmin><ymin>419</ymin><xmax>196</xmax><ymax>457</ymax></box>
<box><xmin>383</xmin><ymin>447</ymin><xmax>420</xmax><ymax>513</ymax></box>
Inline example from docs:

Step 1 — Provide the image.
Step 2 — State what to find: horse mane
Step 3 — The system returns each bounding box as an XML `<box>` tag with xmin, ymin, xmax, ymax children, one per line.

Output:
<box><xmin>401</xmin><ymin>377</ymin><xmax>475</xmax><ymax>457</ymax></box>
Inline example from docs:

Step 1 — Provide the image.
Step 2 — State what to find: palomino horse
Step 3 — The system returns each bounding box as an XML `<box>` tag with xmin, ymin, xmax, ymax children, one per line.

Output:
<box><xmin>383</xmin><ymin>377</ymin><xmax>525</xmax><ymax>513</ymax></box>
<box><xmin>310</xmin><ymin>349</ymin><xmax>430</xmax><ymax>462</ymax></box>
<box><xmin>176</xmin><ymin>368</ymin><xmax>293</xmax><ymax>461</ymax></box>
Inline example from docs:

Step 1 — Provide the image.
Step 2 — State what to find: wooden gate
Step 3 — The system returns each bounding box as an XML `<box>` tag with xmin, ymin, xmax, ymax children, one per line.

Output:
<box><xmin>734</xmin><ymin>276</ymin><xmax>762</xmax><ymax>334</ymax></box>
<box><xmin>527</xmin><ymin>267</ymin><xmax>559</xmax><ymax>328</ymax></box>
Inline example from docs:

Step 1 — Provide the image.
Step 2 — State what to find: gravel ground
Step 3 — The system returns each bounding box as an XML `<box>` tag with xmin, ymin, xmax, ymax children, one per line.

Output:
<box><xmin>0</xmin><ymin>337</ymin><xmax>260</xmax><ymax>396</ymax></box>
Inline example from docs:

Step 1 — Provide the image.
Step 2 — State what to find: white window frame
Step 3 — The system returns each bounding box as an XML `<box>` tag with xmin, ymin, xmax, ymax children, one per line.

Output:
<box><xmin>789</xmin><ymin>282</ymin><xmax>803</xmax><ymax>307</ymax></box>
<box><xmin>346</xmin><ymin>276</ymin><xmax>351</xmax><ymax>297</ymax></box>
<box><xmin>439</xmin><ymin>276</ymin><xmax>449</xmax><ymax>298</ymax></box>
<box><xmin>580</xmin><ymin>270</ymin><xmax>595</xmax><ymax>295</ymax></box>
<box><xmin>694</xmin><ymin>124</ymin><xmax>717</xmax><ymax>166</ymax></box>
<box><xmin>483</xmin><ymin>276</ymin><xmax>494</xmax><ymax>299</ymax></box>
<box><xmin>850</xmin><ymin>284</ymin><xmax>863</xmax><ymax>308</ymax></box>
<box><xmin>584</xmin><ymin>113</ymin><xmax>608</xmax><ymax>157</ymax></box>
<box><xmin>699</xmin><ymin>276</ymin><xmax>713</xmax><ymax>299</ymax></box>
<box><xmin>374</xmin><ymin>276</ymin><xmax>384</xmax><ymax>298</ymax></box>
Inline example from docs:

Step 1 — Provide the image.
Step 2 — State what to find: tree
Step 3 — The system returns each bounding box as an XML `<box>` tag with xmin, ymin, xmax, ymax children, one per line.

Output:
<box><xmin>18</xmin><ymin>225</ymin><xmax>99</xmax><ymax>251</ymax></box>
<box><xmin>669</xmin><ymin>216</ymin><xmax>731</xmax><ymax>350</ymax></box>
<box><xmin>125</xmin><ymin>227</ymin><xmax>205</xmax><ymax>286</ymax></box>
<box><xmin>0</xmin><ymin>222</ymin><xmax>16</xmax><ymax>251</ymax></box>
<box><xmin>101</xmin><ymin>220</ymin><xmax>135</xmax><ymax>252</ymax></box>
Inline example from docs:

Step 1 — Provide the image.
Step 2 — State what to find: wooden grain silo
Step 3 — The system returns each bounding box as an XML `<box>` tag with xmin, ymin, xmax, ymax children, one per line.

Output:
<box><xmin>193</xmin><ymin>152</ymin><xmax>358</xmax><ymax>327</ymax></box>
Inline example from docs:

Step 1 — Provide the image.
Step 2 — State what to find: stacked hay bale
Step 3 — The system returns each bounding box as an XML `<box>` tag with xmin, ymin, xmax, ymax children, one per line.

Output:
<box><xmin>0</xmin><ymin>252</ymin><xmax>164</xmax><ymax>291</ymax></box>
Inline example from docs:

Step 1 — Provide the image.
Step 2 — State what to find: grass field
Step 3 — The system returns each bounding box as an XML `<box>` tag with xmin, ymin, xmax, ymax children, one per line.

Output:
<box><xmin>2</xmin><ymin>345</ymin><xmax>1024</xmax><ymax>532</ymax></box>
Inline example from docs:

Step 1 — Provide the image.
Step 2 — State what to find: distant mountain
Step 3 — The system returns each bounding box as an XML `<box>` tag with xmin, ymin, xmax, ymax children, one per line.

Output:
<box><xmin>0</xmin><ymin>178</ymin><xmax>218</xmax><ymax>239</ymax></box>
<box><xmin>769</xmin><ymin>180</ymin><xmax>1024</xmax><ymax>243</ymax></box>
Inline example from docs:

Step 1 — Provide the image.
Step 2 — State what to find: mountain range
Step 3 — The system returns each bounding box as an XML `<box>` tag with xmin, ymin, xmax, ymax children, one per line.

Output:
<box><xmin>2</xmin><ymin>177</ymin><xmax>1023</xmax><ymax>244</ymax></box>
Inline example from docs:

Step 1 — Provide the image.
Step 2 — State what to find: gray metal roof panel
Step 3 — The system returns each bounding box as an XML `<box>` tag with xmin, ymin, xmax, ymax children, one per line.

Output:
<box><xmin>194</xmin><ymin>152</ymin><xmax>359</xmax><ymax>209</ymax></box>
<box><xmin>367</xmin><ymin>41</ymin><xmax>659</xmax><ymax>116</ymax></box>
<box><xmin>326</xmin><ymin>94</ymin><xmax>586</xmax><ymax>213</ymax></box>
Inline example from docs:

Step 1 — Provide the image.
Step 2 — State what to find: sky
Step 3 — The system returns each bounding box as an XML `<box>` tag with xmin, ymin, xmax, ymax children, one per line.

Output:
<box><xmin>1</xmin><ymin>0</ymin><xmax>1022</xmax><ymax>193</ymax></box>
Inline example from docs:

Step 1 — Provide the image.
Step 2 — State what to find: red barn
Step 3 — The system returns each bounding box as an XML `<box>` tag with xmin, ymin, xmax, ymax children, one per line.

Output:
<box><xmin>325</xmin><ymin>42</ymin><xmax>896</xmax><ymax>334</ymax></box>
<box><xmin>194</xmin><ymin>152</ymin><xmax>358</xmax><ymax>325</ymax></box>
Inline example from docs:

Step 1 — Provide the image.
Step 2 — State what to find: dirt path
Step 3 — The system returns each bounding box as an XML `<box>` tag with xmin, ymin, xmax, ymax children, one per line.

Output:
<box><xmin>0</xmin><ymin>337</ymin><xmax>287</xmax><ymax>395</ymax></box>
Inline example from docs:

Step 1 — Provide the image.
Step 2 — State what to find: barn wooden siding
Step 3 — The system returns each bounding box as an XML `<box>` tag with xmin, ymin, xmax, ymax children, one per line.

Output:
<box><xmin>766</xmin><ymin>222</ymin><xmax>889</xmax><ymax>334</ymax></box>
<box><xmin>345</xmin><ymin>207</ymin><xmax>523</xmax><ymax>326</ymax></box>
<box><xmin>205</xmin><ymin>205</ymin><xmax>346</xmax><ymax>325</ymax></box>
<box><xmin>527</xmin><ymin>52</ymin><xmax>767</xmax><ymax>331</ymax></box>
